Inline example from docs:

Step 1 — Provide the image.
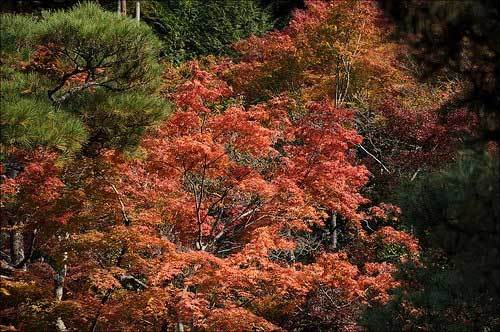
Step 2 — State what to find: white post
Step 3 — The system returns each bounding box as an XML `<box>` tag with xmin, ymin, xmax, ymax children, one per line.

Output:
<box><xmin>117</xmin><ymin>0</ymin><xmax>121</xmax><ymax>14</ymax></box>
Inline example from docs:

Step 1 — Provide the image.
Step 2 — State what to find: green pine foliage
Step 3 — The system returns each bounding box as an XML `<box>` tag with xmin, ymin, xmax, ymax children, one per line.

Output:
<box><xmin>362</xmin><ymin>152</ymin><xmax>500</xmax><ymax>331</ymax></box>
<box><xmin>37</xmin><ymin>3</ymin><xmax>163</xmax><ymax>98</ymax></box>
<box><xmin>70</xmin><ymin>91</ymin><xmax>169</xmax><ymax>152</ymax></box>
<box><xmin>0</xmin><ymin>30</ymin><xmax>88</xmax><ymax>154</ymax></box>
<box><xmin>0</xmin><ymin>14</ymin><xmax>39</xmax><ymax>55</ymax></box>
<box><xmin>1</xmin><ymin>98</ymin><xmax>87</xmax><ymax>154</ymax></box>
<box><xmin>0</xmin><ymin>3</ymin><xmax>171</xmax><ymax>157</ymax></box>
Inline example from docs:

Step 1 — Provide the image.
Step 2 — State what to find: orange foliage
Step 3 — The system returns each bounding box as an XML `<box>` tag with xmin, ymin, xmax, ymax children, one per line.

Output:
<box><xmin>0</xmin><ymin>1</ymin><xmax>426</xmax><ymax>331</ymax></box>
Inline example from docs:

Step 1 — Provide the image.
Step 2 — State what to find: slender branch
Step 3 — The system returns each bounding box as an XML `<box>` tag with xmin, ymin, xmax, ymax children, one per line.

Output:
<box><xmin>110</xmin><ymin>184</ymin><xmax>131</xmax><ymax>226</ymax></box>
<box><xmin>341</xmin><ymin>57</ymin><xmax>351</xmax><ymax>104</ymax></box>
<box><xmin>119</xmin><ymin>275</ymin><xmax>148</xmax><ymax>289</ymax></box>
<box><xmin>196</xmin><ymin>157</ymin><xmax>208</xmax><ymax>250</ymax></box>
<box><xmin>320</xmin><ymin>287</ymin><xmax>350</xmax><ymax>309</ymax></box>
<box><xmin>48</xmin><ymin>68</ymin><xmax>87</xmax><ymax>102</ymax></box>
<box><xmin>410</xmin><ymin>168</ymin><xmax>421</xmax><ymax>181</ymax></box>
<box><xmin>357</xmin><ymin>144</ymin><xmax>390</xmax><ymax>173</ymax></box>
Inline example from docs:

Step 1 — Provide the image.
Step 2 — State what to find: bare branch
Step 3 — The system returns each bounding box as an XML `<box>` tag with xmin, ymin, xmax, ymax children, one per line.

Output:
<box><xmin>357</xmin><ymin>144</ymin><xmax>390</xmax><ymax>173</ymax></box>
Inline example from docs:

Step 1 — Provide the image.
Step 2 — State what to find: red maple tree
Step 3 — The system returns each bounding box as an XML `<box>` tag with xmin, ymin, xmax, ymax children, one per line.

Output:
<box><xmin>1</xmin><ymin>1</ymin><xmax>427</xmax><ymax>331</ymax></box>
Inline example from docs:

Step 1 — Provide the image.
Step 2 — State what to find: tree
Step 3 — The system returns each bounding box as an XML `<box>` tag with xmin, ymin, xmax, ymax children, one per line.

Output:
<box><xmin>1</xmin><ymin>5</ymin><xmax>170</xmax><ymax>330</ymax></box>
<box><xmin>226</xmin><ymin>0</ymin><xmax>402</xmax><ymax>104</ymax></box>
<box><xmin>1</xmin><ymin>1</ymin><xmax>423</xmax><ymax>331</ymax></box>
<box><xmin>1</xmin><ymin>3</ymin><xmax>169</xmax><ymax>155</ymax></box>
<box><xmin>379</xmin><ymin>0</ymin><xmax>500</xmax><ymax>143</ymax></box>
<box><xmin>227</xmin><ymin>0</ymin><xmax>480</xmax><ymax>200</ymax></box>
<box><xmin>362</xmin><ymin>153</ymin><xmax>500</xmax><ymax>331</ymax></box>
<box><xmin>0</xmin><ymin>14</ymin><xmax>88</xmax><ymax>155</ymax></box>
<box><xmin>1</xmin><ymin>59</ymin><xmax>418</xmax><ymax>331</ymax></box>
<box><xmin>140</xmin><ymin>0</ymin><xmax>273</xmax><ymax>62</ymax></box>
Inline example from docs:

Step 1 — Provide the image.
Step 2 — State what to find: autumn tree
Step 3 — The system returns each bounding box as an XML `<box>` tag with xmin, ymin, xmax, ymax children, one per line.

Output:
<box><xmin>1</xmin><ymin>5</ymin><xmax>169</xmax><ymax>330</ymax></box>
<box><xmin>225</xmin><ymin>0</ymin><xmax>414</xmax><ymax>189</ymax></box>
<box><xmin>227</xmin><ymin>0</ymin><xmax>479</xmax><ymax>198</ymax></box>
<box><xmin>1</xmin><ymin>1</ymin><xmax>427</xmax><ymax>331</ymax></box>
<box><xmin>380</xmin><ymin>0</ymin><xmax>500</xmax><ymax>144</ymax></box>
<box><xmin>1</xmin><ymin>53</ymin><xmax>419</xmax><ymax>331</ymax></box>
<box><xmin>2</xmin><ymin>55</ymin><xmax>422</xmax><ymax>330</ymax></box>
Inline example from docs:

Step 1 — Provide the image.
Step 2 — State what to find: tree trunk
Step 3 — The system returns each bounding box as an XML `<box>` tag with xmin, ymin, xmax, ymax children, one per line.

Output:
<box><xmin>135</xmin><ymin>1</ymin><xmax>140</xmax><ymax>21</ymax></box>
<box><xmin>329</xmin><ymin>212</ymin><xmax>338</xmax><ymax>250</ymax></box>
<box><xmin>120</xmin><ymin>0</ymin><xmax>127</xmax><ymax>16</ymax></box>
<box><xmin>287</xmin><ymin>228</ymin><xmax>296</xmax><ymax>262</ymax></box>
<box><xmin>10</xmin><ymin>223</ymin><xmax>25</xmax><ymax>267</ymax></box>
<box><xmin>175</xmin><ymin>322</ymin><xmax>184</xmax><ymax>332</ymax></box>
<box><xmin>54</xmin><ymin>251</ymin><xmax>68</xmax><ymax>332</ymax></box>
<box><xmin>54</xmin><ymin>251</ymin><xmax>67</xmax><ymax>301</ymax></box>
<box><xmin>5</xmin><ymin>160</ymin><xmax>25</xmax><ymax>268</ymax></box>
<box><xmin>55</xmin><ymin>317</ymin><xmax>67</xmax><ymax>332</ymax></box>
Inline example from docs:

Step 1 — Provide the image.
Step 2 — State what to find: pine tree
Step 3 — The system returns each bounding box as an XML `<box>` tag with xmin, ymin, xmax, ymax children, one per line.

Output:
<box><xmin>0</xmin><ymin>3</ymin><xmax>170</xmax><ymax>156</ymax></box>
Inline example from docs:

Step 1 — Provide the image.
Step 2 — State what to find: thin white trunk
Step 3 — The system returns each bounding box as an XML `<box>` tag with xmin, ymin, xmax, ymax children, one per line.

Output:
<box><xmin>331</xmin><ymin>212</ymin><xmax>338</xmax><ymax>250</ymax></box>
<box><xmin>6</xmin><ymin>163</ymin><xmax>24</xmax><ymax>268</ymax></box>
<box><xmin>55</xmin><ymin>317</ymin><xmax>67</xmax><ymax>332</ymax></box>
<box><xmin>174</xmin><ymin>322</ymin><xmax>185</xmax><ymax>332</ymax></box>
<box><xmin>54</xmin><ymin>251</ymin><xmax>67</xmax><ymax>301</ymax></box>
<box><xmin>54</xmin><ymin>251</ymin><xmax>68</xmax><ymax>332</ymax></box>
<box><xmin>136</xmin><ymin>1</ymin><xmax>140</xmax><ymax>21</ymax></box>
<box><xmin>287</xmin><ymin>228</ymin><xmax>296</xmax><ymax>262</ymax></box>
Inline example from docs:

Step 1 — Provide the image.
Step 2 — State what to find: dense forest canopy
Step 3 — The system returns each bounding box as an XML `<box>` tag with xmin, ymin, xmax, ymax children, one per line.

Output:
<box><xmin>0</xmin><ymin>1</ymin><xmax>498</xmax><ymax>331</ymax></box>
